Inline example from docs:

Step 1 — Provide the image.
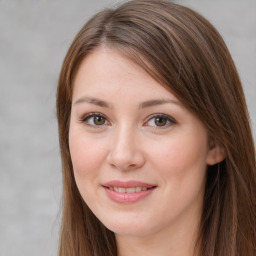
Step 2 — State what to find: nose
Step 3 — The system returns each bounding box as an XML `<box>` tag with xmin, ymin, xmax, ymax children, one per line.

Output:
<box><xmin>106</xmin><ymin>126</ymin><xmax>145</xmax><ymax>171</ymax></box>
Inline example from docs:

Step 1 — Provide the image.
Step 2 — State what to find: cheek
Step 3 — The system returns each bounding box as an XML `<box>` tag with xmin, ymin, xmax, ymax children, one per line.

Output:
<box><xmin>69</xmin><ymin>132</ymin><xmax>110</xmax><ymax>209</ymax></box>
<box><xmin>69</xmin><ymin>132</ymin><xmax>106</xmax><ymax>180</ymax></box>
<box><xmin>148</xmin><ymin>134</ymin><xmax>208</xmax><ymax>220</ymax></box>
<box><xmin>150</xmin><ymin>132</ymin><xmax>208</xmax><ymax>179</ymax></box>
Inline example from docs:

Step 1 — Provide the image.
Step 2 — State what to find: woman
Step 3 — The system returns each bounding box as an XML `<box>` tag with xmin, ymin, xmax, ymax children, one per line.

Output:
<box><xmin>56</xmin><ymin>0</ymin><xmax>256</xmax><ymax>255</ymax></box>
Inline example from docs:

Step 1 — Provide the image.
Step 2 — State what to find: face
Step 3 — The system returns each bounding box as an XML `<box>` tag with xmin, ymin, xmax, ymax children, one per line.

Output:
<box><xmin>69</xmin><ymin>47</ymin><xmax>223</xmax><ymax>239</ymax></box>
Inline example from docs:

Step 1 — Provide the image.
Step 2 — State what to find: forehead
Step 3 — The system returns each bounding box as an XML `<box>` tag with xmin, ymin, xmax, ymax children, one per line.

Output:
<box><xmin>72</xmin><ymin>47</ymin><xmax>178</xmax><ymax>103</ymax></box>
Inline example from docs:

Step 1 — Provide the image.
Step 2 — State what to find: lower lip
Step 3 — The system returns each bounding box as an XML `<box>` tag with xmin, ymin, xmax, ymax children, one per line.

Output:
<box><xmin>103</xmin><ymin>187</ymin><xmax>155</xmax><ymax>203</ymax></box>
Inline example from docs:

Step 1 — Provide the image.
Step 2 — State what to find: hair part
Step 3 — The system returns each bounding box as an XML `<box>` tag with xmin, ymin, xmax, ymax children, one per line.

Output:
<box><xmin>56</xmin><ymin>1</ymin><xmax>256</xmax><ymax>255</ymax></box>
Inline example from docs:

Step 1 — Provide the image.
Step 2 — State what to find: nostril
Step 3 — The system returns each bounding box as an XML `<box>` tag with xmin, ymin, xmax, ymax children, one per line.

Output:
<box><xmin>106</xmin><ymin>139</ymin><xmax>145</xmax><ymax>170</ymax></box>
<box><xmin>107</xmin><ymin>157</ymin><xmax>145</xmax><ymax>171</ymax></box>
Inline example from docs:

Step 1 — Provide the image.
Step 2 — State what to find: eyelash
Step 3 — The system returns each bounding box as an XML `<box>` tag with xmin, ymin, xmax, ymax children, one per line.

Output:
<box><xmin>80</xmin><ymin>112</ymin><xmax>109</xmax><ymax>127</ymax></box>
<box><xmin>80</xmin><ymin>112</ymin><xmax>176</xmax><ymax>128</ymax></box>
<box><xmin>144</xmin><ymin>114</ymin><xmax>177</xmax><ymax>128</ymax></box>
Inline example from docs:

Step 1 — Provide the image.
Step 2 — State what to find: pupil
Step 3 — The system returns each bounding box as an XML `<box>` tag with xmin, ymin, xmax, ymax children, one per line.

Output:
<box><xmin>94</xmin><ymin>116</ymin><xmax>105</xmax><ymax>125</ymax></box>
<box><xmin>155</xmin><ymin>117</ymin><xmax>167</xmax><ymax>126</ymax></box>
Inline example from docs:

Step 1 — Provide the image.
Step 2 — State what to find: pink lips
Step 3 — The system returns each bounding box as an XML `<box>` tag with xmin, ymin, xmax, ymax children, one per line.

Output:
<box><xmin>102</xmin><ymin>180</ymin><xmax>157</xmax><ymax>203</ymax></box>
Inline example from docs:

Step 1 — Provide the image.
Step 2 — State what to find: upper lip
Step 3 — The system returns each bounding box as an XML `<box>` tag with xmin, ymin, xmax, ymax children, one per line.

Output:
<box><xmin>102</xmin><ymin>180</ymin><xmax>157</xmax><ymax>188</ymax></box>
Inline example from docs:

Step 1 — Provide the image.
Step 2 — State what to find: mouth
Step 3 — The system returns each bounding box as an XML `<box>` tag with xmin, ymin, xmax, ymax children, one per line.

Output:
<box><xmin>103</xmin><ymin>186</ymin><xmax>155</xmax><ymax>193</ymax></box>
<box><xmin>102</xmin><ymin>180</ymin><xmax>157</xmax><ymax>203</ymax></box>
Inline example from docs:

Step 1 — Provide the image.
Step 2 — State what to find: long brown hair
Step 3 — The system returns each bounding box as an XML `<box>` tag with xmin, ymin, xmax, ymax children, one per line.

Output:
<box><xmin>56</xmin><ymin>1</ymin><xmax>256</xmax><ymax>255</ymax></box>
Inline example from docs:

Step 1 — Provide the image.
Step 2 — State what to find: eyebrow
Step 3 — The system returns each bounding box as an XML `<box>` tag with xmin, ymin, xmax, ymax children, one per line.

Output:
<box><xmin>139</xmin><ymin>99</ymin><xmax>180</xmax><ymax>109</ymax></box>
<box><xmin>73</xmin><ymin>96</ymin><xmax>180</xmax><ymax>109</ymax></box>
<box><xmin>73</xmin><ymin>96</ymin><xmax>111</xmax><ymax>108</ymax></box>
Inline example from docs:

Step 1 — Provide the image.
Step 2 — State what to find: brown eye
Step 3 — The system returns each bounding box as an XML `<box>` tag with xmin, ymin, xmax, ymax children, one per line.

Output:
<box><xmin>146</xmin><ymin>114</ymin><xmax>176</xmax><ymax>128</ymax></box>
<box><xmin>81</xmin><ymin>113</ymin><xmax>109</xmax><ymax>127</ymax></box>
<box><xmin>93</xmin><ymin>116</ymin><xmax>106</xmax><ymax>125</ymax></box>
<box><xmin>154</xmin><ymin>117</ymin><xmax>167</xmax><ymax>126</ymax></box>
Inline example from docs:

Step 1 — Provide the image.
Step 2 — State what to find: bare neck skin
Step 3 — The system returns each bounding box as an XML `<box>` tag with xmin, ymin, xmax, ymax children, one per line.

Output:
<box><xmin>116</xmin><ymin>201</ymin><xmax>201</xmax><ymax>256</ymax></box>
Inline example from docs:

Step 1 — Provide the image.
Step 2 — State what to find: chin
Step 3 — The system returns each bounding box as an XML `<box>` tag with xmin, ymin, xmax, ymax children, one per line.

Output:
<box><xmin>100</xmin><ymin>216</ymin><xmax>155</xmax><ymax>237</ymax></box>
<box><xmin>108</xmin><ymin>225</ymin><xmax>150</xmax><ymax>237</ymax></box>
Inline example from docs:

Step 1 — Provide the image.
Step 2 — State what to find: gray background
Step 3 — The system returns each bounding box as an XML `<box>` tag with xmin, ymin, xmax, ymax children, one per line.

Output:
<box><xmin>0</xmin><ymin>0</ymin><xmax>255</xmax><ymax>255</ymax></box>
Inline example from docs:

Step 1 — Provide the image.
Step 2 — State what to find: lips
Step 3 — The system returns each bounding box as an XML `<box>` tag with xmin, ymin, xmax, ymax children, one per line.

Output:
<box><xmin>103</xmin><ymin>180</ymin><xmax>156</xmax><ymax>191</ymax></box>
<box><xmin>109</xmin><ymin>187</ymin><xmax>149</xmax><ymax>193</ymax></box>
<box><xmin>102</xmin><ymin>180</ymin><xmax>157</xmax><ymax>203</ymax></box>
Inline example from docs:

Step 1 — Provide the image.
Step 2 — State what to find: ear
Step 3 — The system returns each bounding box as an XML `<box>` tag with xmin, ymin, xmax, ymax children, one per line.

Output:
<box><xmin>206</xmin><ymin>139</ymin><xmax>226</xmax><ymax>166</ymax></box>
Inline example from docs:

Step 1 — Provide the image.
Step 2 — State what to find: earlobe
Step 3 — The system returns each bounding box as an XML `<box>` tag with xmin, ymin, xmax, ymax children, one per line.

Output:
<box><xmin>206</xmin><ymin>141</ymin><xmax>226</xmax><ymax>166</ymax></box>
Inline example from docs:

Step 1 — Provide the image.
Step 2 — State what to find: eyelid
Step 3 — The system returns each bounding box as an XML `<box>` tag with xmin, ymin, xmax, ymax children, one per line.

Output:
<box><xmin>79</xmin><ymin>112</ymin><xmax>110</xmax><ymax>127</ymax></box>
<box><xmin>79</xmin><ymin>112</ymin><xmax>176</xmax><ymax>129</ymax></box>
<box><xmin>144</xmin><ymin>113</ymin><xmax>177</xmax><ymax>128</ymax></box>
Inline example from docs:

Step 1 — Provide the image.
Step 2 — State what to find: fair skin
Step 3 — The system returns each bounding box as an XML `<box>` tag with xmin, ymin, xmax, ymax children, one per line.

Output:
<box><xmin>69</xmin><ymin>47</ymin><xmax>225</xmax><ymax>256</ymax></box>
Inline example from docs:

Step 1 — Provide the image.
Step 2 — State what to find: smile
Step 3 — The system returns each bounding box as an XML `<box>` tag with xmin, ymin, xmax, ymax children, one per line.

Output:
<box><xmin>102</xmin><ymin>180</ymin><xmax>157</xmax><ymax>203</ymax></box>
<box><xmin>107</xmin><ymin>186</ymin><xmax>150</xmax><ymax>193</ymax></box>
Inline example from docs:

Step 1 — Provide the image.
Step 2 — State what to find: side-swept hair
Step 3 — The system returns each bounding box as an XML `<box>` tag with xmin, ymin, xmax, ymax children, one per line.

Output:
<box><xmin>56</xmin><ymin>1</ymin><xmax>256</xmax><ymax>255</ymax></box>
